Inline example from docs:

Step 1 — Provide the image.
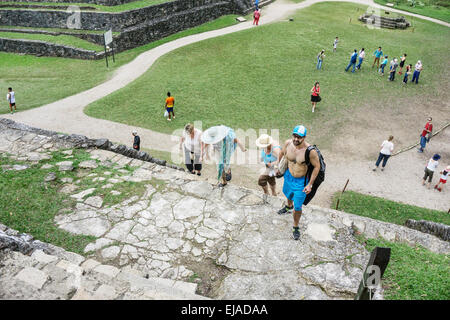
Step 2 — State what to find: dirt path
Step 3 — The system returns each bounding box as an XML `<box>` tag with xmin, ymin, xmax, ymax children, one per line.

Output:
<box><xmin>2</xmin><ymin>0</ymin><xmax>449</xmax><ymax>211</ymax></box>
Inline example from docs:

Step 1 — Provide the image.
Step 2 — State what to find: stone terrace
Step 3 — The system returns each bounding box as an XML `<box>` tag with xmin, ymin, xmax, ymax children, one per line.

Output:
<box><xmin>1</xmin><ymin>122</ymin><xmax>449</xmax><ymax>299</ymax></box>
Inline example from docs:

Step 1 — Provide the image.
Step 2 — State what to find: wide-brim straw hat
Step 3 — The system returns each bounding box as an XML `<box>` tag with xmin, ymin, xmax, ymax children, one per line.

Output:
<box><xmin>201</xmin><ymin>125</ymin><xmax>230</xmax><ymax>145</ymax></box>
<box><xmin>255</xmin><ymin>134</ymin><xmax>273</xmax><ymax>148</ymax></box>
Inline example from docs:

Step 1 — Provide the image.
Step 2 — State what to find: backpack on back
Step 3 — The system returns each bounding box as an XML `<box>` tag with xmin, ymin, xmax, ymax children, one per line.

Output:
<box><xmin>304</xmin><ymin>145</ymin><xmax>326</xmax><ymax>205</ymax></box>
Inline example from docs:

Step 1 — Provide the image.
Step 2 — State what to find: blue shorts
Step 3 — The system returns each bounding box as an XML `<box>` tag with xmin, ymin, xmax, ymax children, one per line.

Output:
<box><xmin>282</xmin><ymin>169</ymin><xmax>308</xmax><ymax>211</ymax></box>
<box><xmin>166</xmin><ymin>107</ymin><xmax>174</xmax><ymax>113</ymax></box>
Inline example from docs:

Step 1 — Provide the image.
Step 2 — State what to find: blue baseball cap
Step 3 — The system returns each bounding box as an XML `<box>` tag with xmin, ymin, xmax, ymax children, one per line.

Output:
<box><xmin>292</xmin><ymin>125</ymin><xmax>307</xmax><ymax>137</ymax></box>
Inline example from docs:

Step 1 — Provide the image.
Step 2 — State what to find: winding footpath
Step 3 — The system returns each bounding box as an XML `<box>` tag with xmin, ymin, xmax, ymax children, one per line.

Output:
<box><xmin>2</xmin><ymin>0</ymin><xmax>449</xmax><ymax>211</ymax></box>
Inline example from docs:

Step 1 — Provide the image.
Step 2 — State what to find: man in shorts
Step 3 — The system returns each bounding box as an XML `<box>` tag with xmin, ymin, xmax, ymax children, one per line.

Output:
<box><xmin>165</xmin><ymin>92</ymin><xmax>175</xmax><ymax>121</ymax></box>
<box><xmin>277</xmin><ymin>125</ymin><xmax>321</xmax><ymax>240</ymax></box>
<box><xmin>6</xmin><ymin>87</ymin><xmax>17</xmax><ymax>114</ymax></box>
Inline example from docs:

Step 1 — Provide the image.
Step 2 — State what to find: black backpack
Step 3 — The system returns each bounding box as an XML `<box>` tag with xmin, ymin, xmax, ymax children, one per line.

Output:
<box><xmin>304</xmin><ymin>145</ymin><xmax>326</xmax><ymax>205</ymax></box>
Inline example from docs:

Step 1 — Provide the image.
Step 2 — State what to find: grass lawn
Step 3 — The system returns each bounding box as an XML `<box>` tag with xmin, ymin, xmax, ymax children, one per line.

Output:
<box><xmin>362</xmin><ymin>237</ymin><xmax>450</xmax><ymax>299</ymax></box>
<box><xmin>0</xmin><ymin>0</ymin><xmax>172</xmax><ymax>13</ymax></box>
<box><xmin>332</xmin><ymin>190</ymin><xmax>449</xmax><ymax>226</ymax></box>
<box><xmin>374</xmin><ymin>0</ymin><xmax>450</xmax><ymax>23</ymax></box>
<box><xmin>0</xmin><ymin>14</ymin><xmax>241</xmax><ymax>113</ymax></box>
<box><xmin>85</xmin><ymin>2</ymin><xmax>450</xmax><ymax>147</ymax></box>
<box><xmin>0</xmin><ymin>149</ymin><xmax>156</xmax><ymax>255</ymax></box>
<box><xmin>0</xmin><ymin>31</ymin><xmax>104</xmax><ymax>51</ymax></box>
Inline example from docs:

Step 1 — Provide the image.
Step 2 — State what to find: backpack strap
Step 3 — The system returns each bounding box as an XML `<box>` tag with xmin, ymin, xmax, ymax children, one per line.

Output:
<box><xmin>305</xmin><ymin>145</ymin><xmax>315</xmax><ymax>166</ymax></box>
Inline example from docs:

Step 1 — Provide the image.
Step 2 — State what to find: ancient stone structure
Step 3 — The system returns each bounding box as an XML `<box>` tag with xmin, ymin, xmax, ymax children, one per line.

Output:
<box><xmin>1</xmin><ymin>118</ymin><xmax>449</xmax><ymax>299</ymax></box>
<box><xmin>0</xmin><ymin>0</ymin><xmax>269</xmax><ymax>58</ymax></box>
<box><xmin>406</xmin><ymin>219</ymin><xmax>450</xmax><ymax>242</ymax></box>
<box><xmin>358</xmin><ymin>14</ymin><xmax>410</xmax><ymax>29</ymax></box>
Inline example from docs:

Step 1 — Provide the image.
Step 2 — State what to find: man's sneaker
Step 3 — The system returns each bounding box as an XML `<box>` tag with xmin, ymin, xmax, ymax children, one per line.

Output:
<box><xmin>278</xmin><ymin>205</ymin><xmax>293</xmax><ymax>215</ymax></box>
<box><xmin>293</xmin><ymin>227</ymin><xmax>300</xmax><ymax>240</ymax></box>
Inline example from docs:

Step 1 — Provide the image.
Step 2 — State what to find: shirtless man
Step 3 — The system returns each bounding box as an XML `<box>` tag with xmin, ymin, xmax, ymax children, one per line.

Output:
<box><xmin>277</xmin><ymin>125</ymin><xmax>321</xmax><ymax>240</ymax></box>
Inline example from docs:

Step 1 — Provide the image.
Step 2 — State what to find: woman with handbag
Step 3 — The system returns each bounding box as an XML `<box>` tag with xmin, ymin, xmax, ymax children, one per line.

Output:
<box><xmin>179</xmin><ymin>123</ymin><xmax>204</xmax><ymax>175</ymax></box>
<box><xmin>310</xmin><ymin>81</ymin><xmax>321</xmax><ymax>113</ymax></box>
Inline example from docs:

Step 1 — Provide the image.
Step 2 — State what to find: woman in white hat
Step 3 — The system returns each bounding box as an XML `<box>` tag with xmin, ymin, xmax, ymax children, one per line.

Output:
<box><xmin>201</xmin><ymin>125</ymin><xmax>246</xmax><ymax>187</ymax></box>
<box><xmin>256</xmin><ymin>134</ymin><xmax>280</xmax><ymax>196</ymax></box>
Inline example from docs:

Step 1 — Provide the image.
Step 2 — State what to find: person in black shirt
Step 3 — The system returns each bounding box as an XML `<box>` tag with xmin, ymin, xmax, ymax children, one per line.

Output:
<box><xmin>132</xmin><ymin>130</ymin><xmax>140</xmax><ymax>151</ymax></box>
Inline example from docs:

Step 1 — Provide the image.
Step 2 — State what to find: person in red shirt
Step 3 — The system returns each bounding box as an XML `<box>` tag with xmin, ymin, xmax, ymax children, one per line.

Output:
<box><xmin>418</xmin><ymin>117</ymin><xmax>432</xmax><ymax>153</ymax></box>
<box><xmin>310</xmin><ymin>81</ymin><xmax>321</xmax><ymax>113</ymax></box>
<box><xmin>253</xmin><ymin>9</ymin><xmax>260</xmax><ymax>26</ymax></box>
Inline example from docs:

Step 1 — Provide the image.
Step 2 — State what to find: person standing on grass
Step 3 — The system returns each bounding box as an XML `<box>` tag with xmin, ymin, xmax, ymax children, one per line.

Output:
<box><xmin>6</xmin><ymin>87</ymin><xmax>16</xmax><ymax>114</ymax></box>
<box><xmin>372</xmin><ymin>47</ymin><xmax>383</xmax><ymax>69</ymax></box>
<box><xmin>276</xmin><ymin>125</ymin><xmax>321</xmax><ymax>241</ymax></box>
<box><xmin>316</xmin><ymin>50</ymin><xmax>325</xmax><ymax>70</ymax></box>
<box><xmin>256</xmin><ymin>134</ymin><xmax>281</xmax><ymax>196</ymax></box>
<box><xmin>373</xmin><ymin>136</ymin><xmax>394</xmax><ymax>172</ymax></box>
<box><xmin>164</xmin><ymin>92</ymin><xmax>175</xmax><ymax>121</ymax></box>
<box><xmin>180</xmin><ymin>123</ymin><xmax>204</xmax><ymax>176</ymax></box>
<box><xmin>418</xmin><ymin>117</ymin><xmax>432</xmax><ymax>153</ymax></box>
<box><xmin>356</xmin><ymin>48</ymin><xmax>365</xmax><ymax>70</ymax></box>
<box><xmin>333</xmin><ymin>37</ymin><xmax>339</xmax><ymax>52</ymax></box>
<box><xmin>402</xmin><ymin>64</ymin><xmax>412</xmax><ymax>85</ymax></box>
<box><xmin>398</xmin><ymin>53</ymin><xmax>407</xmax><ymax>75</ymax></box>
<box><xmin>253</xmin><ymin>9</ymin><xmax>260</xmax><ymax>25</ymax></box>
<box><xmin>345</xmin><ymin>49</ymin><xmax>358</xmax><ymax>73</ymax></box>
<box><xmin>388</xmin><ymin>58</ymin><xmax>398</xmax><ymax>81</ymax></box>
<box><xmin>310</xmin><ymin>81</ymin><xmax>321</xmax><ymax>113</ymax></box>
<box><xmin>434</xmin><ymin>165</ymin><xmax>449</xmax><ymax>192</ymax></box>
<box><xmin>132</xmin><ymin>130</ymin><xmax>140</xmax><ymax>151</ymax></box>
<box><xmin>422</xmin><ymin>154</ymin><xmax>440</xmax><ymax>189</ymax></box>
<box><xmin>379</xmin><ymin>55</ymin><xmax>388</xmax><ymax>76</ymax></box>
<box><xmin>412</xmin><ymin>60</ymin><xmax>423</xmax><ymax>84</ymax></box>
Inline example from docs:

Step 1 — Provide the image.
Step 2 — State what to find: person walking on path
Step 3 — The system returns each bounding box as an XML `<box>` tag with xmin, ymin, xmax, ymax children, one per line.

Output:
<box><xmin>418</xmin><ymin>117</ymin><xmax>433</xmax><ymax>153</ymax></box>
<box><xmin>422</xmin><ymin>154</ymin><xmax>440</xmax><ymax>189</ymax></box>
<box><xmin>316</xmin><ymin>50</ymin><xmax>325</xmax><ymax>70</ymax></box>
<box><xmin>256</xmin><ymin>134</ymin><xmax>281</xmax><ymax>196</ymax></box>
<box><xmin>402</xmin><ymin>64</ymin><xmax>412</xmax><ymax>85</ymax></box>
<box><xmin>276</xmin><ymin>125</ymin><xmax>321</xmax><ymax>241</ymax></box>
<box><xmin>201</xmin><ymin>125</ymin><xmax>247</xmax><ymax>187</ymax></box>
<box><xmin>180</xmin><ymin>123</ymin><xmax>204</xmax><ymax>176</ymax></box>
<box><xmin>388</xmin><ymin>58</ymin><xmax>398</xmax><ymax>81</ymax></box>
<box><xmin>398</xmin><ymin>53</ymin><xmax>407</xmax><ymax>75</ymax></box>
<box><xmin>333</xmin><ymin>37</ymin><xmax>339</xmax><ymax>52</ymax></box>
<box><xmin>434</xmin><ymin>165</ymin><xmax>449</xmax><ymax>192</ymax></box>
<box><xmin>372</xmin><ymin>47</ymin><xmax>384</xmax><ymax>69</ymax></box>
<box><xmin>412</xmin><ymin>60</ymin><xmax>423</xmax><ymax>84</ymax></box>
<box><xmin>253</xmin><ymin>9</ymin><xmax>261</xmax><ymax>26</ymax></box>
<box><xmin>132</xmin><ymin>130</ymin><xmax>140</xmax><ymax>151</ymax></box>
<box><xmin>345</xmin><ymin>49</ymin><xmax>358</xmax><ymax>73</ymax></box>
<box><xmin>379</xmin><ymin>55</ymin><xmax>388</xmax><ymax>76</ymax></box>
<box><xmin>164</xmin><ymin>92</ymin><xmax>175</xmax><ymax>121</ymax></box>
<box><xmin>6</xmin><ymin>87</ymin><xmax>17</xmax><ymax>114</ymax></box>
<box><xmin>373</xmin><ymin>135</ymin><xmax>394</xmax><ymax>171</ymax></box>
<box><xmin>356</xmin><ymin>48</ymin><xmax>365</xmax><ymax>70</ymax></box>
<box><xmin>310</xmin><ymin>81</ymin><xmax>321</xmax><ymax>113</ymax></box>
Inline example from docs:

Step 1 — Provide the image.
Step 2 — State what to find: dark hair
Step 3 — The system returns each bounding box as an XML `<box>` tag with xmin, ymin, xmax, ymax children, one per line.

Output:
<box><xmin>404</xmin><ymin>53</ymin><xmax>407</xmax><ymax>56</ymax></box>
<box><xmin>354</xmin><ymin>49</ymin><xmax>357</xmax><ymax>52</ymax></box>
<box><xmin>379</xmin><ymin>47</ymin><xmax>382</xmax><ymax>49</ymax></box>
<box><xmin>361</xmin><ymin>48</ymin><xmax>364</xmax><ymax>51</ymax></box>
<box><xmin>314</xmin><ymin>81</ymin><xmax>319</xmax><ymax>86</ymax></box>
<box><xmin>385</xmin><ymin>55</ymin><xmax>388</xmax><ymax>58</ymax></box>
<box><xmin>167</xmin><ymin>92</ymin><xmax>171</xmax><ymax>96</ymax></box>
<box><xmin>8</xmin><ymin>87</ymin><xmax>12</xmax><ymax>91</ymax></box>
<box><xmin>388</xmin><ymin>135</ymin><xmax>394</xmax><ymax>141</ymax></box>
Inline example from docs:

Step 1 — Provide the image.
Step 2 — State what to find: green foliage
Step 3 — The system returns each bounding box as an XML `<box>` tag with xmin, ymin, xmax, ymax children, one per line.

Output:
<box><xmin>332</xmin><ymin>191</ymin><xmax>449</xmax><ymax>226</ymax></box>
<box><xmin>364</xmin><ymin>238</ymin><xmax>450</xmax><ymax>299</ymax></box>
<box><xmin>85</xmin><ymin>2</ymin><xmax>450</xmax><ymax>144</ymax></box>
<box><xmin>0</xmin><ymin>14</ymin><xmax>240</xmax><ymax>114</ymax></box>
<box><xmin>0</xmin><ymin>31</ymin><xmax>103</xmax><ymax>51</ymax></box>
<box><xmin>374</xmin><ymin>0</ymin><xmax>450</xmax><ymax>22</ymax></box>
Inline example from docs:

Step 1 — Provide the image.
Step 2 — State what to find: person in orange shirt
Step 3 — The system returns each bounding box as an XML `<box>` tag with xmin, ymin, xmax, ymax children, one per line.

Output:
<box><xmin>165</xmin><ymin>91</ymin><xmax>175</xmax><ymax>121</ymax></box>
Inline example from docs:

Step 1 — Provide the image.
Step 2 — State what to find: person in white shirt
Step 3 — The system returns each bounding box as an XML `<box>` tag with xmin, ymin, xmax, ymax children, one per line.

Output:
<box><xmin>434</xmin><ymin>165</ymin><xmax>449</xmax><ymax>192</ymax></box>
<box><xmin>6</xmin><ymin>87</ymin><xmax>17</xmax><ymax>114</ymax></box>
<box><xmin>333</xmin><ymin>37</ymin><xmax>339</xmax><ymax>52</ymax></box>
<box><xmin>179</xmin><ymin>123</ymin><xmax>204</xmax><ymax>176</ymax></box>
<box><xmin>356</xmin><ymin>48</ymin><xmax>365</xmax><ymax>70</ymax></box>
<box><xmin>422</xmin><ymin>154</ymin><xmax>440</xmax><ymax>189</ymax></box>
<box><xmin>373</xmin><ymin>135</ymin><xmax>394</xmax><ymax>171</ymax></box>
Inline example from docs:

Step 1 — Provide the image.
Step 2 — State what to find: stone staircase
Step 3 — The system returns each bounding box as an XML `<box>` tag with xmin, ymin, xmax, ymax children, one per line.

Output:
<box><xmin>0</xmin><ymin>239</ymin><xmax>209</xmax><ymax>300</ymax></box>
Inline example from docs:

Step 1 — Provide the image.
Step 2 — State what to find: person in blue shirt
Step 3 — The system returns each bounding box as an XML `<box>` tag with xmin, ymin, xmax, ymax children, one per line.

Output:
<box><xmin>345</xmin><ymin>49</ymin><xmax>358</xmax><ymax>73</ymax></box>
<box><xmin>379</xmin><ymin>55</ymin><xmax>388</xmax><ymax>76</ymax></box>
<box><xmin>372</xmin><ymin>47</ymin><xmax>383</xmax><ymax>69</ymax></box>
<box><xmin>256</xmin><ymin>134</ymin><xmax>281</xmax><ymax>196</ymax></box>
